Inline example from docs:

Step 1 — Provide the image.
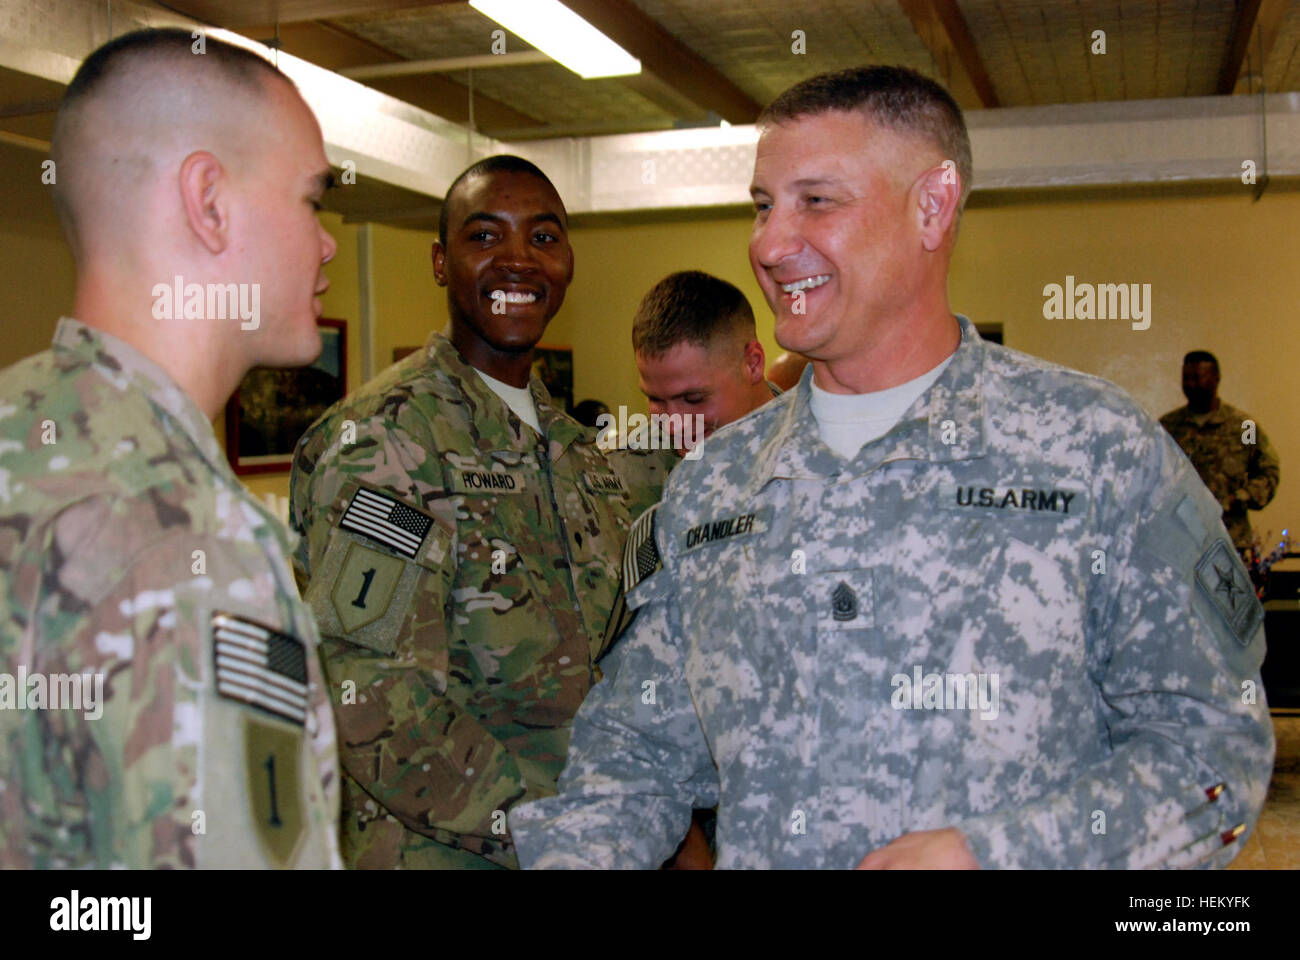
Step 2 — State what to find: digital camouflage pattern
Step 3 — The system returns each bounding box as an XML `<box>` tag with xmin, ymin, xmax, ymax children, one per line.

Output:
<box><xmin>511</xmin><ymin>316</ymin><xmax>1275</xmax><ymax>869</ymax></box>
<box><xmin>1159</xmin><ymin>402</ymin><xmax>1280</xmax><ymax>549</ymax></box>
<box><xmin>0</xmin><ymin>319</ymin><xmax>341</xmax><ymax>869</ymax></box>
<box><xmin>290</xmin><ymin>332</ymin><xmax>649</xmax><ymax>869</ymax></box>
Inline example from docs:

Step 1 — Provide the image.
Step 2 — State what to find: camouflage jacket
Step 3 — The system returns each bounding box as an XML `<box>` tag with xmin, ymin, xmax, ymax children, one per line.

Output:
<box><xmin>1159</xmin><ymin>402</ymin><xmax>1280</xmax><ymax>549</ymax></box>
<box><xmin>0</xmin><ymin>319</ymin><xmax>341</xmax><ymax>869</ymax></box>
<box><xmin>289</xmin><ymin>332</ymin><xmax>645</xmax><ymax>869</ymax></box>
<box><xmin>510</xmin><ymin>316</ymin><xmax>1274</xmax><ymax>869</ymax></box>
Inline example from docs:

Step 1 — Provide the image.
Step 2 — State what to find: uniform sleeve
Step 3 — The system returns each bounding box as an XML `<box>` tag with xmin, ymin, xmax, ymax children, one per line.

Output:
<box><xmin>290</xmin><ymin>415</ymin><xmax>543</xmax><ymax>841</ymax></box>
<box><xmin>955</xmin><ymin>425</ymin><xmax>1274</xmax><ymax>869</ymax></box>
<box><xmin>10</xmin><ymin>502</ymin><xmax>200</xmax><ymax>868</ymax></box>
<box><xmin>509</xmin><ymin>564</ymin><xmax>719</xmax><ymax>869</ymax></box>
<box><xmin>1244</xmin><ymin>422</ymin><xmax>1280</xmax><ymax>510</ymax></box>
<box><xmin>11</xmin><ymin>496</ymin><xmax>337</xmax><ymax>869</ymax></box>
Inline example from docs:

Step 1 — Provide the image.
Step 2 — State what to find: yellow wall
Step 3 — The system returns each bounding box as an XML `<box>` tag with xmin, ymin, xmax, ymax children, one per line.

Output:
<box><xmin>0</xmin><ymin>141</ymin><xmax>75</xmax><ymax>363</ymax></box>
<box><xmin>2</xmin><ymin>153</ymin><xmax>1294</xmax><ymax>546</ymax></box>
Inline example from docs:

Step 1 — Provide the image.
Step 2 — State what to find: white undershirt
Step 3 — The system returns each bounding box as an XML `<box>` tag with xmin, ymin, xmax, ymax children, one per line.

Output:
<box><xmin>810</xmin><ymin>354</ymin><xmax>954</xmax><ymax>460</ymax></box>
<box><xmin>475</xmin><ymin>369</ymin><xmax>541</xmax><ymax>434</ymax></box>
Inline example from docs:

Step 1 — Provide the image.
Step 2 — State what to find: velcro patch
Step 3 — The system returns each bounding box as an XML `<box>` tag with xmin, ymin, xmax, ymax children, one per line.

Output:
<box><xmin>623</xmin><ymin>505</ymin><xmax>661</xmax><ymax>591</ymax></box>
<box><xmin>340</xmin><ymin>486</ymin><xmax>434</xmax><ymax>560</ymax></box>
<box><xmin>583</xmin><ymin>471</ymin><xmax>628</xmax><ymax>496</ymax></box>
<box><xmin>1195</xmin><ymin>539</ymin><xmax>1263</xmax><ymax>647</ymax></box>
<box><xmin>938</xmin><ymin>483</ymin><xmax>1087</xmax><ymax>518</ymax></box>
<box><xmin>681</xmin><ymin>506</ymin><xmax>771</xmax><ymax>553</ymax></box>
<box><xmin>451</xmin><ymin>468</ymin><xmax>527</xmax><ymax>494</ymax></box>
<box><xmin>212</xmin><ymin>612</ymin><xmax>309</xmax><ymax>726</ymax></box>
<box><xmin>330</xmin><ymin>542</ymin><xmax>407</xmax><ymax>635</ymax></box>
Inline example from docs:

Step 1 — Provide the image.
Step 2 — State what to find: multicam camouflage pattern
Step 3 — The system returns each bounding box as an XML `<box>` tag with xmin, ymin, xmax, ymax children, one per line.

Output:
<box><xmin>0</xmin><ymin>319</ymin><xmax>340</xmax><ymax>869</ymax></box>
<box><xmin>1159</xmin><ymin>402</ymin><xmax>1280</xmax><ymax>549</ymax></box>
<box><xmin>606</xmin><ymin>445</ymin><xmax>677</xmax><ymax>522</ymax></box>
<box><xmin>511</xmin><ymin>316</ymin><xmax>1275</xmax><ymax>869</ymax></box>
<box><xmin>290</xmin><ymin>332</ymin><xmax>647</xmax><ymax>869</ymax></box>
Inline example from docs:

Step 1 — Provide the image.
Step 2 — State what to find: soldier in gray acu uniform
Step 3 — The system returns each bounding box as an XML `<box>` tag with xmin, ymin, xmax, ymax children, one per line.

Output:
<box><xmin>510</xmin><ymin>66</ymin><xmax>1274</xmax><ymax>869</ymax></box>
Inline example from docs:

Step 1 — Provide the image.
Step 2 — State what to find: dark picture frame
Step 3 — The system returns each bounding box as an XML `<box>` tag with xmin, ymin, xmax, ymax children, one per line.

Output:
<box><xmin>224</xmin><ymin>318</ymin><xmax>346</xmax><ymax>475</ymax></box>
<box><xmin>532</xmin><ymin>343</ymin><xmax>574</xmax><ymax>414</ymax></box>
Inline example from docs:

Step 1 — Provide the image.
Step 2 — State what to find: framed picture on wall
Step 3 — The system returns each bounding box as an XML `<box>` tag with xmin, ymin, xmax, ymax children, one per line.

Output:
<box><xmin>224</xmin><ymin>318</ymin><xmax>346</xmax><ymax>475</ymax></box>
<box><xmin>532</xmin><ymin>344</ymin><xmax>574</xmax><ymax>414</ymax></box>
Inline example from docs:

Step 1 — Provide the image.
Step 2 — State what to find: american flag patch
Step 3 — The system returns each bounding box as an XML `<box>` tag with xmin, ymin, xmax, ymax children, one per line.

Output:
<box><xmin>212</xmin><ymin>612</ymin><xmax>309</xmax><ymax>726</ymax></box>
<box><xmin>623</xmin><ymin>504</ymin><xmax>661</xmax><ymax>591</ymax></box>
<box><xmin>340</xmin><ymin>487</ymin><xmax>433</xmax><ymax>560</ymax></box>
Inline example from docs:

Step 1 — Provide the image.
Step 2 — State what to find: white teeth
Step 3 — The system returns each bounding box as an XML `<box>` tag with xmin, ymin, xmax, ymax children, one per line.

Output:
<box><xmin>780</xmin><ymin>275</ymin><xmax>830</xmax><ymax>294</ymax></box>
<box><xmin>490</xmin><ymin>289</ymin><xmax>537</xmax><ymax>304</ymax></box>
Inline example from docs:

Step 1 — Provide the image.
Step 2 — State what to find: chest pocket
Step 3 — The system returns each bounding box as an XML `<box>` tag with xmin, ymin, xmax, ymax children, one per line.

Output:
<box><xmin>305</xmin><ymin>481</ymin><xmax>453</xmax><ymax>658</ymax></box>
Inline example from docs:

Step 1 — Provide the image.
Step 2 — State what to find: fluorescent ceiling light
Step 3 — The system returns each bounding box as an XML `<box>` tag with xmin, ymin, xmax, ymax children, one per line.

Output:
<box><xmin>469</xmin><ymin>0</ymin><xmax>642</xmax><ymax>79</ymax></box>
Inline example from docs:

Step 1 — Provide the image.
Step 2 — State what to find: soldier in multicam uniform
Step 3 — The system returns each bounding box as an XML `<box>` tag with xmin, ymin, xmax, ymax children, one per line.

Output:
<box><xmin>0</xmin><ymin>30</ymin><xmax>341</xmax><ymax>869</ymax></box>
<box><xmin>290</xmin><ymin>156</ymin><xmax>650</xmax><ymax>869</ymax></box>
<box><xmin>1160</xmin><ymin>351</ymin><xmax>1281</xmax><ymax>553</ymax></box>
<box><xmin>510</xmin><ymin>66</ymin><xmax>1275</xmax><ymax>870</ymax></box>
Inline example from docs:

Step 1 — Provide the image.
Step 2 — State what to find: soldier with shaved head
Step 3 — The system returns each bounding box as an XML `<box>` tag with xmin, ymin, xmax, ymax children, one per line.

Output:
<box><xmin>0</xmin><ymin>29</ymin><xmax>341</xmax><ymax>868</ymax></box>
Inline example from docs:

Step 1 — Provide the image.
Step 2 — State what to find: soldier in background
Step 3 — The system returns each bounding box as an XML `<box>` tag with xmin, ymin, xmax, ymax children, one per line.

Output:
<box><xmin>0</xmin><ymin>29</ymin><xmax>341</xmax><ymax>868</ymax></box>
<box><xmin>510</xmin><ymin>66</ymin><xmax>1274</xmax><ymax>869</ymax></box>
<box><xmin>290</xmin><ymin>155</ymin><xmax>644</xmax><ymax>869</ymax></box>
<box><xmin>1160</xmin><ymin>350</ymin><xmax>1281</xmax><ymax>554</ymax></box>
<box><xmin>632</xmin><ymin>270</ymin><xmax>780</xmax><ymax>458</ymax></box>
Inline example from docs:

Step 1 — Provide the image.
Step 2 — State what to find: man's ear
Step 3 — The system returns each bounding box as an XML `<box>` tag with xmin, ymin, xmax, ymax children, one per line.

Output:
<box><xmin>431</xmin><ymin>240</ymin><xmax>448</xmax><ymax>286</ymax></box>
<box><xmin>915</xmin><ymin>161</ymin><xmax>961</xmax><ymax>253</ymax></box>
<box><xmin>179</xmin><ymin>150</ymin><xmax>229</xmax><ymax>255</ymax></box>
<box><xmin>741</xmin><ymin>338</ymin><xmax>766</xmax><ymax>383</ymax></box>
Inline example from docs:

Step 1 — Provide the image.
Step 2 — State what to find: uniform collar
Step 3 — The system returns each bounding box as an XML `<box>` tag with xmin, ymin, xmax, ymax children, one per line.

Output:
<box><xmin>1179</xmin><ymin>402</ymin><xmax>1233</xmax><ymax>425</ymax></box>
<box><xmin>423</xmin><ymin>332</ymin><xmax>585</xmax><ymax>457</ymax></box>
<box><xmin>747</xmin><ymin>315</ymin><xmax>988</xmax><ymax>491</ymax></box>
<box><xmin>52</xmin><ymin>317</ymin><xmax>231</xmax><ymax>477</ymax></box>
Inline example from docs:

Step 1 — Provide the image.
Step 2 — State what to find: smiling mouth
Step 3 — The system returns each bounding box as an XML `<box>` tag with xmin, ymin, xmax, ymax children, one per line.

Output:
<box><xmin>488</xmin><ymin>288</ymin><xmax>539</xmax><ymax>304</ymax></box>
<box><xmin>779</xmin><ymin>275</ymin><xmax>830</xmax><ymax>294</ymax></box>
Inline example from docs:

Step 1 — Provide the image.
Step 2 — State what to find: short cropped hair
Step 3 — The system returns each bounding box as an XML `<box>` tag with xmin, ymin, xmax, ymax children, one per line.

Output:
<box><xmin>51</xmin><ymin>28</ymin><xmax>289</xmax><ymax>250</ymax></box>
<box><xmin>438</xmin><ymin>155</ymin><xmax>561</xmax><ymax>245</ymax></box>
<box><xmin>759</xmin><ymin>65</ymin><xmax>973</xmax><ymax>213</ymax></box>
<box><xmin>632</xmin><ymin>271</ymin><xmax>756</xmax><ymax>358</ymax></box>
<box><xmin>1183</xmin><ymin>350</ymin><xmax>1219</xmax><ymax>372</ymax></box>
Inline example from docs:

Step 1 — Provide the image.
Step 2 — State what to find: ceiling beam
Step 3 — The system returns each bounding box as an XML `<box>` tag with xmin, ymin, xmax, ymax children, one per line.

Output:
<box><xmin>340</xmin><ymin>51</ymin><xmax>550</xmax><ymax>80</ymax></box>
<box><xmin>897</xmin><ymin>0</ymin><xmax>999</xmax><ymax>109</ymax></box>
<box><xmin>557</xmin><ymin>0</ymin><xmax>762</xmax><ymax>123</ymax></box>
<box><xmin>238</xmin><ymin>20</ymin><xmax>545</xmax><ymax>133</ymax></box>
<box><xmin>163</xmin><ymin>1</ymin><xmax>462</xmax><ymax>29</ymax></box>
<box><xmin>1218</xmin><ymin>0</ymin><xmax>1289</xmax><ymax>94</ymax></box>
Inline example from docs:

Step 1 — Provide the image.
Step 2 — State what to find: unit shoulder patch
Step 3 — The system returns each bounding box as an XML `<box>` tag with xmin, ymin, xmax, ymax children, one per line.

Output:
<box><xmin>1194</xmin><ymin>539</ymin><xmax>1263</xmax><ymax>647</ymax></box>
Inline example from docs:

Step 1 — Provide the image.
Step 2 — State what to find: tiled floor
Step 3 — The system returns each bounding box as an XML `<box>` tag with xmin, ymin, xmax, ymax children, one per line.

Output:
<box><xmin>1228</xmin><ymin>714</ymin><xmax>1300</xmax><ymax>869</ymax></box>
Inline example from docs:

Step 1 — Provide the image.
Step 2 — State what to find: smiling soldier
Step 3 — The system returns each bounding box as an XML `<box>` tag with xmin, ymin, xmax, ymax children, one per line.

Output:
<box><xmin>510</xmin><ymin>67</ymin><xmax>1274</xmax><ymax>870</ymax></box>
<box><xmin>290</xmin><ymin>156</ymin><xmax>642</xmax><ymax>869</ymax></box>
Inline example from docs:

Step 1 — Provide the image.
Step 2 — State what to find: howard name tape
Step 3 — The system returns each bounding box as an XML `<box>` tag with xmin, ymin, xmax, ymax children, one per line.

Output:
<box><xmin>340</xmin><ymin>486</ymin><xmax>433</xmax><ymax>560</ymax></box>
<box><xmin>212</xmin><ymin>612</ymin><xmax>309</xmax><ymax>726</ymax></box>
